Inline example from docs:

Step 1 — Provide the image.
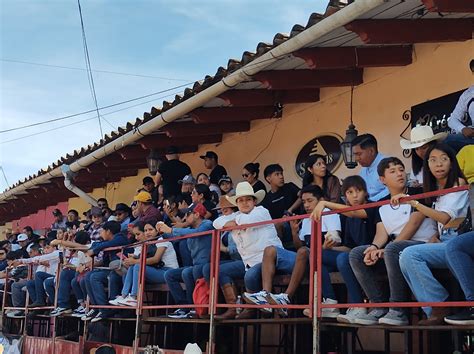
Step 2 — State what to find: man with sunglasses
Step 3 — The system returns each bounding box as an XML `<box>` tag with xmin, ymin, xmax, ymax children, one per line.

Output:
<box><xmin>0</xmin><ymin>249</ymin><xmax>7</xmax><ymax>272</ymax></box>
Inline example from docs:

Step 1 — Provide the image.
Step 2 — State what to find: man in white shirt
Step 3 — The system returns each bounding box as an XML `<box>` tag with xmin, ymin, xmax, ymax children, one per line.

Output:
<box><xmin>214</xmin><ymin>182</ymin><xmax>282</xmax><ymax>319</ymax></box>
<box><xmin>349</xmin><ymin>157</ymin><xmax>437</xmax><ymax>326</ymax></box>
<box><xmin>446</xmin><ymin>85</ymin><xmax>474</xmax><ymax>152</ymax></box>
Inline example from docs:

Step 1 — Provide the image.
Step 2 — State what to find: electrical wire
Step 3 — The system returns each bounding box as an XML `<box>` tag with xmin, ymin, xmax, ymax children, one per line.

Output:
<box><xmin>0</xmin><ymin>58</ymin><xmax>190</xmax><ymax>82</ymax></box>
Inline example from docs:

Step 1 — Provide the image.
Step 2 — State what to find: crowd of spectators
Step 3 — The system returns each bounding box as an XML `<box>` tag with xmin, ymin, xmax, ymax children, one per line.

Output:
<box><xmin>1</xmin><ymin>89</ymin><xmax>473</xmax><ymax>327</ymax></box>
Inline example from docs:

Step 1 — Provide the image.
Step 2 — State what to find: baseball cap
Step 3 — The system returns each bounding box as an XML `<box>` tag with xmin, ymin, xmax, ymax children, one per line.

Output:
<box><xmin>166</xmin><ymin>145</ymin><xmax>179</xmax><ymax>154</ymax></box>
<box><xmin>178</xmin><ymin>174</ymin><xmax>196</xmax><ymax>185</ymax></box>
<box><xmin>17</xmin><ymin>233</ymin><xmax>28</xmax><ymax>242</ymax></box>
<box><xmin>90</xmin><ymin>206</ymin><xmax>103</xmax><ymax>217</ymax></box>
<box><xmin>218</xmin><ymin>175</ymin><xmax>232</xmax><ymax>185</ymax></box>
<box><xmin>52</xmin><ymin>208</ymin><xmax>62</xmax><ymax>216</ymax></box>
<box><xmin>199</xmin><ymin>151</ymin><xmax>218</xmax><ymax>160</ymax></box>
<box><xmin>134</xmin><ymin>191</ymin><xmax>152</xmax><ymax>203</ymax></box>
<box><xmin>181</xmin><ymin>203</ymin><xmax>207</xmax><ymax>218</ymax></box>
<box><xmin>114</xmin><ymin>203</ymin><xmax>131</xmax><ymax>214</ymax></box>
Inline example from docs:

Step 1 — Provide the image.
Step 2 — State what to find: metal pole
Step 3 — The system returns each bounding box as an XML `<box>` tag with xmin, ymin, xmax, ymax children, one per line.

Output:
<box><xmin>133</xmin><ymin>243</ymin><xmax>147</xmax><ymax>353</ymax></box>
<box><xmin>312</xmin><ymin>271</ymin><xmax>319</xmax><ymax>354</ymax></box>
<box><xmin>207</xmin><ymin>230</ymin><xmax>218</xmax><ymax>354</ymax></box>
<box><xmin>51</xmin><ymin>263</ymin><xmax>62</xmax><ymax>354</ymax></box>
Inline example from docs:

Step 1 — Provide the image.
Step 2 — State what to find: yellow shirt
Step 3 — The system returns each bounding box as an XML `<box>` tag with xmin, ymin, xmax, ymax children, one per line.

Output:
<box><xmin>457</xmin><ymin>145</ymin><xmax>474</xmax><ymax>184</ymax></box>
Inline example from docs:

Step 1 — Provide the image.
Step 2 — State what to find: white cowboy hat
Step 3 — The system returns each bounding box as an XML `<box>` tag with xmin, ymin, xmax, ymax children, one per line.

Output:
<box><xmin>184</xmin><ymin>343</ymin><xmax>202</xmax><ymax>354</ymax></box>
<box><xmin>400</xmin><ymin>125</ymin><xmax>448</xmax><ymax>150</ymax></box>
<box><xmin>226</xmin><ymin>181</ymin><xmax>266</xmax><ymax>206</ymax></box>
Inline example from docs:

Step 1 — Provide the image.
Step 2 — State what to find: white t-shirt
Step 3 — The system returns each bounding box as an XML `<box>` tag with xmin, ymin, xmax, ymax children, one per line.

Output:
<box><xmin>299</xmin><ymin>209</ymin><xmax>342</xmax><ymax>241</ymax></box>
<box><xmin>156</xmin><ymin>238</ymin><xmax>179</xmax><ymax>269</ymax></box>
<box><xmin>378</xmin><ymin>204</ymin><xmax>437</xmax><ymax>242</ymax></box>
<box><xmin>433</xmin><ymin>190</ymin><xmax>469</xmax><ymax>234</ymax></box>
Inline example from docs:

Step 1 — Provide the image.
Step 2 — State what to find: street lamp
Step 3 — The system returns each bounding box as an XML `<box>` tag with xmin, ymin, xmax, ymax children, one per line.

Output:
<box><xmin>340</xmin><ymin>86</ymin><xmax>358</xmax><ymax>169</ymax></box>
<box><xmin>146</xmin><ymin>150</ymin><xmax>162</xmax><ymax>175</ymax></box>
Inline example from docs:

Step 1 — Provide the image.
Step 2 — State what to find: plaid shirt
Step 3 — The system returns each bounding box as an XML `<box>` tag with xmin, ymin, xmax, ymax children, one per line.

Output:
<box><xmin>88</xmin><ymin>223</ymin><xmax>103</xmax><ymax>242</ymax></box>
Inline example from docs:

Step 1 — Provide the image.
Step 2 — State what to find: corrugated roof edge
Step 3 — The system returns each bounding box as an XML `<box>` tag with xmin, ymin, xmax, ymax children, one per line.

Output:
<box><xmin>2</xmin><ymin>1</ymin><xmax>346</xmax><ymax>194</ymax></box>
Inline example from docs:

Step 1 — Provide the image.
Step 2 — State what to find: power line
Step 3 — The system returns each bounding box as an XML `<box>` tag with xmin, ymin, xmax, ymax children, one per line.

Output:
<box><xmin>0</xmin><ymin>89</ymin><xmax>184</xmax><ymax>144</ymax></box>
<box><xmin>0</xmin><ymin>81</ymin><xmax>194</xmax><ymax>134</ymax></box>
<box><xmin>0</xmin><ymin>167</ymin><xmax>9</xmax><ymax>187</ymax></box>
<box><xmin>0</xmin><ymin>58</ymin><xmax>190</xmax><ymax>82</ymax></box>
<box><xmin>77</xmin><ymin>0</ymin><xmax>103</xmax><ymax>139</ymax></box>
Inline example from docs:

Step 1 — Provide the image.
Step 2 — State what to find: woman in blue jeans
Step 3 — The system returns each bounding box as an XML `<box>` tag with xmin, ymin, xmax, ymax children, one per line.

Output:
<box><xmin>110</xmin><ymin>222</ymin><xmax>179</xmax><ymax>307</ymax></box>
<box><xmin>396</xmin><ymin>143</ymin><xmax>469</xmax><ymax>325</ymax></box>
<box><xmin>312</xmin><ymin>176</ymin><xmax>378</xmax><ymax>322</ymax></box>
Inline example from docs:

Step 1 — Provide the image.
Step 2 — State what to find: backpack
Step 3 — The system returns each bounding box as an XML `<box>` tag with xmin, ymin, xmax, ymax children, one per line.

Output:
<box><xmin>192</xmin><ymin>278</ymin><xmax>210</xmax><ymax>316</ymax></box>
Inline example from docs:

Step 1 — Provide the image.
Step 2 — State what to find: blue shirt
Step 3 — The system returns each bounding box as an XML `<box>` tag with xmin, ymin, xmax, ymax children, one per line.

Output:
<box><xmin>164</xmin><ymin>219</ymin><xmax>214</xmax><ymax>265</ymax></box>
<box><xmin>90</xmin><ymin>232</ymin><xmax>130</xmax><ymax>266</ymax></box>
<box><xmin>120</xmin><ymin>217</ymin><xmax>131</xmax><ymax>232</ymax></box>
<box><xmin>359</xmin><ymin>153</ymin><xmax>389</xmax><ymax>201</ymax></box>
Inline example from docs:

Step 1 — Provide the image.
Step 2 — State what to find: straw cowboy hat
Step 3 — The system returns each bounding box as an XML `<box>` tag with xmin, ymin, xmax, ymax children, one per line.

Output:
<box><xmin>400</xmin><ymin>125</ymin><xmax>448</xmax><ymax>150</ymax></box>
<box><xmin>226</xmin><ymin>181</ymin><xmax>266</xmax><ymax>206</ymax></box>
<box><xmin>213</xmin><ymin>195</ymin><xmax>237</xmax><ymax>210</ymax></box>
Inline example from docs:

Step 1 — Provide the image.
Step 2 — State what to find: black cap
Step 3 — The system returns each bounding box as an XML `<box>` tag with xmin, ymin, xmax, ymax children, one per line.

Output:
<box><xmin>114</xmin><ymin>203</ymin><xmax>131</xmax><ymax>214</ymax></box>
<box><xmin>142</xmin><ymin>176</ymin><xmax>154</xmax><ymax>185</ymax></box>
<box><xmin>199</xmin><ymin>151</ymin><xmax>218</xmax><ymax>160</ymax></box>
<box><xmin>166</xmin><ymin>145</ymin><xmax>179</xmax><ymax>154</ymax></box>
<box><xmin>52</xmin><ymin>208</ymin><xmax>62</xmax><ymax>216</ymax></box>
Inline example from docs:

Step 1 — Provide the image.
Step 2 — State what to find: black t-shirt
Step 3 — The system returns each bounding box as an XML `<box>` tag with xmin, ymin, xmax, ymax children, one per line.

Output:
<box><xmin>158</xmin><ymin>159</ymin><xmax>191</xmax><ymax>198</ymax></box>
<box><xmin>261</xmin><ymin>182</ymin><xmax>300</xmax><ymax>219</ymax></box>
<box><xmin>203</xmin><ymin>200</ymin><xmax>218</xmax><ymax>220</ymax></box>
<box><xmin>252</xmin><ymin>180</ymin><xmax>267</xmax><ymax>193</ymax></box>
<box><xmin>209</xmin><ymin>165</ymin><xmax>227</xmax><ymax>185</ymax></box>
<box><xmin>342</xmin><ymin>204</ymin><xmax>379</xmax><ymax>249</ymax></box>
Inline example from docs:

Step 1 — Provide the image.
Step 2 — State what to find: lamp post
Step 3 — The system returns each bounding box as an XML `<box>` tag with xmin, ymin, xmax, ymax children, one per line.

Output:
<box><xmin>146</xmin><ymin>150</ymin><xmax>161</xmax><ymax>175</ymax></box>
<box><xmin>340</xmin><ymin>86</ymin><xmax>358</xmax><ymax>169</ymax></box>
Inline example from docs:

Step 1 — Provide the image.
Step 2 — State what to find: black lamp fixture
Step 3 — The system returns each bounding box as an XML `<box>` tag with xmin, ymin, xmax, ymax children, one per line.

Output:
<box><xmin>146</xmin><ymin>149</ymin><xmax>162</xmax><ymax>175</ymax></box>
<box><xmin>340</xmin><ymin>86</ymin><xmax>358</xmax><ymax>169</ymax></box>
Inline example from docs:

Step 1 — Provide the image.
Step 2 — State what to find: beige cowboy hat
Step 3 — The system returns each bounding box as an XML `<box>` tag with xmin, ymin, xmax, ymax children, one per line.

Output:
<box><xmin>400</xmin><ymin>125</ymin><xmax>448</xmax><ymax>150</ymax></box>
<box><xmin>226</xmin><ymin>181</ymin><xmax>266</xmax><ymax>206</ymax></box>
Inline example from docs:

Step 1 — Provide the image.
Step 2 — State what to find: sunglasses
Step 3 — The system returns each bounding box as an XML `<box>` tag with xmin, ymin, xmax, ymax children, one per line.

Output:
<box><xmin>242</xmin><ymin>173</ymin><xmax>250</xmax><ymax>178</ymax></box>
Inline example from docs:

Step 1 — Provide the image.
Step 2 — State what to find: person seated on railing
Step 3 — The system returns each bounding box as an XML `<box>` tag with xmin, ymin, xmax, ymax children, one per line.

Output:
<box><xmin>48</xmin><ymin>230</ymin><xmax>91</xmax><ymax>317</ymax></box>
<box><xmin>81</xmin><ymin>221</ymin><xmax>129</xmax><ymax>323</ymax></box>
<box><xmin>261</xmin><ymin>164</ymin><xmax>301</xmax><ymax>248</ymax></box>
<box><xmin>244</xmin><ymin>184</ymin><xmax>340</xmax><ymax>318</ymax></box>
<box><xmin>157</xmin><ymin>203</ymin><xmax>213</xmax><ymax>319</ymax></box>
<box><xmin>109</xmin><ymin>222</ymin><xmax>178</xmax><ymax>307</ymax></box>
<box><xmin>4</xmin><ymin>248</ymin><xmax>38</xmax><ymax>318</ymax></box>
<box><xmin>302</xmin><ymin>154</ymin><xmax>342</xmax><ymax>203</ymax></box>
<box><xmin>17</xmin><ymin>242</ymin><xmax>61</xmax><ymax>309</ymax></box>
<box><xmin>349</xmin><ymin>157</ymin><xmax>437</xmax><ymax>326</ymax></box>
<box><xmin>400</xmin><ymin>125</ymin><xmax>447</xmax><ymax>187</ymax></box>
<box><xmin>212</xmin><ymin>182</ymin><xmax>282</xmax><ymax>320</ymax></box>
<box><xmin>201</xmin><ymin>196</ymin><xmax>242</xmax><ymax>320</ymax></box>
<box><xmin>311</xmin><ymin>176</ymin><xmax>378</xmax><ymax>323</ymax></box>
<box><xmin>397</xmin><ymin>143</ymin><xmax>469</xmax><ymax>325</ymax></box>
<box><xmin>444</xmin><ymin>231</ymin><xmax>474</xmax><ymax>325</ymax></box>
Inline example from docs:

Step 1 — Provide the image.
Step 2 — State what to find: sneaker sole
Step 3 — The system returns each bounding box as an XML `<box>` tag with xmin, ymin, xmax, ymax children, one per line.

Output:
<box><xmin>336</xmin><ymin>315</ymin><xmax>356</xmax><ymax>324</ymax></box>
<box><xmin>90</xmin><ymin>317</ymin><xmax>103</xmax><ymax>323</ymax></box>
<box><xmin>51</xmin><ymin>310</ymin><xmax>72</xmax><ymax>317</ymax></box>
<box><xmin>71</xmin><ymin>313</ymin><xmax>85</xmax><ymax>318</ymax></box>
<box><xmin>354</xmin><ymin>318</ymin><xmax>379</xmax><ymax>325</ymax></box>
<box><xmin>265</xmin><ymin>295</ymin><xmax>288</xmax><ymax>318</ymax></box>
<box><xmin>444</xmin><ymin>318</ymin><xmax>474</xmax><ymax>326</ymax></box>
<box><xmin>322</xmin><ymin>311</ymin><xmax>340</xmax><ymax>319</ymax></box>
<box><xmin>379</xmin><ymin>318</ymin><xmax>408</xmax><ymax>326</ymax></box>
<box><xmin>242</xmin><ymin>293</ymin><xmax>272</xmax><ymax>314</ymax></box>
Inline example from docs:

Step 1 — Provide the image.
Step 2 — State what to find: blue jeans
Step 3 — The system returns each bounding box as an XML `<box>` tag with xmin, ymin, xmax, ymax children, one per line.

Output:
<box><xmin>445</xmin><ymin>231</ymin><xmax>474</xmax><ymax>301</ymax></box>
<box><xmin>245</xmin><ymin>247</ymin><xmax>296</xmax><ymax>292</ymax></box>
<box><xmin>202</xmin><ymin>260</ymin><xmax>245</xmax><ymax>286</ymax></box>
<box><xmin>121</xmin><ymin>264</ymin><xmax>169</xmax><ymax>297</ymax></box>
<box><xmin>85</xmin><ymin>269</ymin><xmax>111</xmax><ymax>315</ymax></box>
<box><xmin>26</xmin><ymin>271</ymin><xmax>54</xmax><ymax>304</ymax></box>
<box><xmin>73</xmin><ymin>274</ymin><xmax>87</xmax><ymax>303</ymax></box>
<box><xmin>108</xmin><ymin>271</ymin><xmax>123</xmax><ymax>300</ymax></box>
<box><xmin>350</xmin><ymin>240</ymin><xmax>423</xmax><ymax>313</ymax></box>
<box><xmin>322</xmin><ymin>249</ymin><xmax>363</xmax><ymax>303</ymax></box>
<box><xmin>165</xmin><ymin>264</ymin><xmax>204</xmax><ymax>305</ymax></box>
<box><xmin>444</xmin><ymin>133</ymin><xmax>474</xmax><ymax>153</ymax></box>
<box><xmin>399</xmin><ymin>232</ymin><xmax>457</xmax><ymax>316</ymax></box>
<box><xmin>11</xmin><ymin>280</ymin><xmax>27</xmax><ymax>307</ymax></box>
<box><xmin>56</xmin><ymin>269</ymin><xmax>76</xmax><ymax>308</ymax></box>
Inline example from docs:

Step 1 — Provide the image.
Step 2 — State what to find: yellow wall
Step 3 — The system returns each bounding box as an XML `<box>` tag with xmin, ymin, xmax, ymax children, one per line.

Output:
<box><xmin>67</xmin><ymin>40</ymin><xmax>473</xmax><ymax>215</ymax></box>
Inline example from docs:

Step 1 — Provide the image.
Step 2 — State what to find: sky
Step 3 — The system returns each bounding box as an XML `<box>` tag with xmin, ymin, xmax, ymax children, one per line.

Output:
<box><xmin>0</xmin><ymin>0</ymin><xmax>328</xmax><ymax>191</ymax></box>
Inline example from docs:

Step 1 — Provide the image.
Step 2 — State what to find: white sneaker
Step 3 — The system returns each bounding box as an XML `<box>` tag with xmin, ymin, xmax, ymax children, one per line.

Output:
<box><xmin>243</xmin><ymin>290</ymin><xmax>272</xmax><ymax>313</ymax></box>
<box><xmin>321</xmin><ymin>298</ymin><xmax>340</xmax><ymax>318</ymax></box>
<box><xmin>354</xmin><ymin>308</ymin><xmax>388</xmax><ymax>325</ymax></box>
<box><xmin>109</xmin><ymin>295</ymin><xmax>126</xmax><ymax>306</ymax></box>
<box><xmin>118</xmin><ymin>295</ymin><xmax>137</xmax><ymax>307</ymax></box>
<box><xmin>266</xmin><ymin>293</ymin><xmax>290</xmax><ymax>317</ymax></box>
<box><xmin>337</xmin><ymin>307</ymin><xmax>367</xmax><ymax>324</ymax></box>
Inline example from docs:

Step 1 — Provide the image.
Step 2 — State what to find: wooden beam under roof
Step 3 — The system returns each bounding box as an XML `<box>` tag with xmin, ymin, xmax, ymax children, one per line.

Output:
<box><xmin>218</xmin><ymin>89</ymin><xmax>320</xmax><ymax>106</ymax></box>
<box><xmin>190</xmin><ymin>106</ymin><xmax>276</xmax><ymax>124</ymax></box>
<box><xmin>422</xmin><ymin>0</ymin><xmax>474</xmax><ymax>13</ymax></box>
<box><xmin>253</xmin><ymin>68</ymin><xmax>363</xmax><ymax>90</ymax></box>
<box><xmin>138</xmin><ymin>134</ymin><xmax>223</xmax><ymax>150</ymax></box>
<box><xmin>293</xmin><ymin>46</ymin><xmax>413</xmax><ymax>69</ymax></box>
<box><xmin>345</xmin><ymin>19</ymin><xmax>473</xmax><ymax>44</ymax></box>
<box><xmin>163</xmin><ymin>121</ymin><xmax>250</xmax><ymax>138</ymax></box>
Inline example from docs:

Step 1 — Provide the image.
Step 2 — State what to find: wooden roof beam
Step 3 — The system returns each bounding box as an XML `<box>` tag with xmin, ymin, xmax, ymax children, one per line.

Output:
<box><xmin>190</xmin><ymin>106</ymin><xmax>276</xmax><ymax>124</ymax></box>
<box><xmin>218</xmin><ymin>89</ymin><xmax>320</xmax><ymax>106</ymax></box>
<box><xmin>139</xmin><ymin>135</ymin><xmax>223</xmax><ymax>150</ymax></box>
<box><xmin>253</xmin><ymin>69</ymin><xmax>363</xmax><ymax>90</ymax></box>
<box><xmin>293</xmin><ymin>46</ymin><xmax>413</xmax><ymax>69</ymax></box>
<box><xmin>422</xmin><ymin>0</ymin><xmax>474</xmax><ymax>13</ymax></box>
<box><xmin>346</xmin><ymin>19</ymin><xmax>473</xmax><ymax>44</ymax></box>
<box><xmin>163</xmin><ymin>121</ymin><xmax>250</xmax><ymax>138</ymax></box>
<box><xmin>117</xmin><ymin>145</ymin><xmax>148</xmax><ymax>160</ymax></box>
